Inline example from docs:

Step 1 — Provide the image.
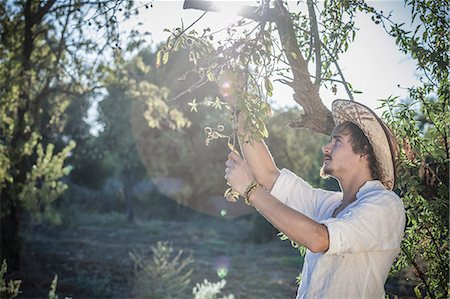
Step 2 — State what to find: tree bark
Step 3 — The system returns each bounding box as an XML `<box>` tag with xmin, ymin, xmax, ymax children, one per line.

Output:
<box><xmin>272</xmin><ymin>0</ymin><xmax>334</xmax><ymax>134</ymax></box>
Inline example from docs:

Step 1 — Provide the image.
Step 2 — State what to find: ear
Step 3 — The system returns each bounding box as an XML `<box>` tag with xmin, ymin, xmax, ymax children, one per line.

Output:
<box><xmin>359</xmin><ymin>153</ymin><xmax>368</xmax><ymax>161</ymax></box>
<box><xmin>359</xmin><ymin>145</ymin><xmax>371</xmax><ymax>160</ymax></box>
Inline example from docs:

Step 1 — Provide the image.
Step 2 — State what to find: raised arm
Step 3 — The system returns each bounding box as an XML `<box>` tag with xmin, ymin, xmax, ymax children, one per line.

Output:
<box><xmin>236</xmin><ymin>112</ymin><xmax>280</xmax><ymax>191</ymax></box>
<box><xmin>225</xmin><ymin>150</ymin><xmax>329</xmax><ymax>253</ymax></box>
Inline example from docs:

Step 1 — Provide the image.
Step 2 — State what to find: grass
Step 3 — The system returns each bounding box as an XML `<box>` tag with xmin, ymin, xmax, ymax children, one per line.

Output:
<box><xmin>278</xmin><ymin>255</ymin><xmax>304</xmax><ymax>267</ymax></box>
<box><xmin>73</xmin><ymin>271</ymin><xmax>113</xmax><ymax>298</ymax></box>
<box><xmin>17</xmin><ymin>207</ymin><xmax>416</xmax><ymax>298</ymax></box>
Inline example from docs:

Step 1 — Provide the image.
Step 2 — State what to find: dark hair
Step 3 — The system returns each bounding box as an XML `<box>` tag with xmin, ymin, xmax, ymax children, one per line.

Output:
<box><xmin>333</xmin><ymin>121</ymin><xmax>380</xmax><ymax>180</ymax></box>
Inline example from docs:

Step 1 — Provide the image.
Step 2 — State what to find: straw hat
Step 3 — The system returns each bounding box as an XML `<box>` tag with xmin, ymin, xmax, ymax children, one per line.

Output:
<box><xmin>331</xmin><ymin>99</ymin><xmax>398</xmax><ymax>190</ymax></box>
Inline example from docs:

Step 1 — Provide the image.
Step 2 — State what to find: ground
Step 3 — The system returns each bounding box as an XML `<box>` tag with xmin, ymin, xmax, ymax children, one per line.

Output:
<box><xmin>14</xmin><ymin>209</ymin><xmax>417</xmax><ymax>298</ymax></box>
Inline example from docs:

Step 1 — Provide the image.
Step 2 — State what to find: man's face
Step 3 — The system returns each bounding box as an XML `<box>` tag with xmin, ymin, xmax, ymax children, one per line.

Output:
<box><xmin>320</xmin><ymin>132</ymin><xmax>361</xmax><ymax>179</ymax></box>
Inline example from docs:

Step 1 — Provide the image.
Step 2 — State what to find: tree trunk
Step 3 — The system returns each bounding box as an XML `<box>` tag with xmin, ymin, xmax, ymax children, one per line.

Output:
<box><xmin>0</xmin><ymin>193</ymin><xmax>21</xmax><ymax>273</ymax></box>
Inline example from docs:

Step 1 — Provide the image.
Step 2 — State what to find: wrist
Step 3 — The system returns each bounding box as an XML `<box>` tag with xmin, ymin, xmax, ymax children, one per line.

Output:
<box><xmin>243</xmin><ymin>181</ymin><xmax>261</xmax><ymax>206</ymax></box>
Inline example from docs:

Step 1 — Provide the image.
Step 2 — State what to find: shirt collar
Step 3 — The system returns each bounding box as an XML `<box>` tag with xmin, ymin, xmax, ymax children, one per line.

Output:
<box><xmin>356</xmin><ymin>180</ymin><xmax>386</xmax><ymax>199</ymax></box>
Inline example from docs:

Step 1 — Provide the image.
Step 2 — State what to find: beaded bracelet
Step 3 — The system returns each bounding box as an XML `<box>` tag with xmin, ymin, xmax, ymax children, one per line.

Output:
<box><xmin>243</xmin><ymin>181</ymin><xmax>260</xmax><ymax>205</ymax></box>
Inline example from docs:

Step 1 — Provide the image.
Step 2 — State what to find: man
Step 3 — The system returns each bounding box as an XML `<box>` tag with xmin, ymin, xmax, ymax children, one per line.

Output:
<box><xmin>224</xmin><ymin>99</ymin><xmax>405</xmax><ymax>298</ymax></box>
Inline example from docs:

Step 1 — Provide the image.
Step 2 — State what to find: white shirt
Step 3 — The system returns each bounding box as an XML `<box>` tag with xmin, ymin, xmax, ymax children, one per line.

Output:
<box><xmin>270</xmin><ymin>169</ymin><xmax>405</xmax><ymax>299</ymax></box>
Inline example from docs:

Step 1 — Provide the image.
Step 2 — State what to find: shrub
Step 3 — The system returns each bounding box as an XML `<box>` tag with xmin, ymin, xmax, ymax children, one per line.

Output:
<box><xmin>193</xmin><ymin>279</ymin><xmax>234</xmax><ymax>299</ymax></box>
<box><xmin>0</xmin><ymin>260</ymin><xmax>21</xmax><ymax>299</ymax></box>
<box><xmin>129</xmin><ymin>241</ymin><xmax>193</xmax><ymax>299</ymax></box>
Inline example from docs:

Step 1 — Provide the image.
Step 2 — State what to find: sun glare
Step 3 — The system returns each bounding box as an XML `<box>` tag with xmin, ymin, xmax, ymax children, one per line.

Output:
<box><xmin>183</xmin><ymin>0</ymin><xmax>258</xmax><ymax>16</ymax></box>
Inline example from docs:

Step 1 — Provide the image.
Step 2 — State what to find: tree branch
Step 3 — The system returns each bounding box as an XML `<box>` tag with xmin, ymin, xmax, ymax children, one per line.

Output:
<box><xmin>35</xmin><ymin>0</ymin><xmax>57</xmax><ymax>24</ymax></box>
<box><xmin>271</xmin><ymin>0</ymin><xmax>334</xmax><ymax>134</ymax></box>
<box><xmin>321</xmin><ymin>41</ymin><xmax>354</xmax><ymax>101</ymax></box>
<box><xmin>307</xmin><ymin>0</ymin><xmax>321</xmax><ymax>86</ymax></box>
<box><xmin>183</xmin><ymin>0</ymin><xmax>335</xmax><ymax>134</ymax></box>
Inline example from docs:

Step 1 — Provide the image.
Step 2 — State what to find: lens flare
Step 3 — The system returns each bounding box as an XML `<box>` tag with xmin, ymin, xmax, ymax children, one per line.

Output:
<box><xmin>217</xmin><ymin>267</ymin><xmax>228</xmax><ymax>279</ymax></box>
<box><xmin>221</xmin><ymin>80</ymin><xmax>232</xmax><ymax>90</ymax></box>
<box><xmin>214</xmin><ymin>256</ymin><xmax>231</xmax><ymax>279</ymax></box>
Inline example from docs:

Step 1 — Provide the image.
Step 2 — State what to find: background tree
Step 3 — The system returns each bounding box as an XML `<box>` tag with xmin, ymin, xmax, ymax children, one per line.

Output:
<box><xmin>376</xmin><ymin>0</ymin><xmax>448</xmax><ymax>297</ymax></box>
<box><xmin>0</xmin><ymin>0</ymin><xmax>142</xmax><ymax>271</ymax></box>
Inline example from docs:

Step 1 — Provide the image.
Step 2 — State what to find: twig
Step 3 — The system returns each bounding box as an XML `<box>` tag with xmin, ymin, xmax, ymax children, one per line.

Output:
<box><xmin>307</xmin><ymin>0</ymin><xmax>321</xmax><ymax>86</ymax></box>
<box><xmin>321</xmin><ymin>41</ymin><xmax>354</xmax><ymax>101</ymax></box>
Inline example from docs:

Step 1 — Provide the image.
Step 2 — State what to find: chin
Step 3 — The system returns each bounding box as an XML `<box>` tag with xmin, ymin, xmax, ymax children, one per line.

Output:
<box><xmin>320</xmin><ymin>165</ymin><xmax>332</xmax><ymax>179</ymax></box>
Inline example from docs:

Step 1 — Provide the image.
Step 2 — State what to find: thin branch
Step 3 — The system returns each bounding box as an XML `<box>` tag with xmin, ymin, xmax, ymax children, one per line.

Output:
<box><xmin>321</xmin><ymin>41</ymin><xmax>354</xmax><ymax>101</ymax></box>
<box><xmin>405</xmin><ymin>250</ymin><xmax>434</xmax><ymax>298</ymax></box>
<box><xmin>306</xmin><ymin>0</ymin><xmax>321</xmax><ymax>86</ymax></box>
<box><xmin>176</xmin><ymin>11</ymin><xmax>208</xmax><ymax>38</ymax></box>
<box><xmin>35</xmin><ymin>0</ymin><xmax>58</xmax><ymax>23</ymax></box>
<box><xmin>166</xmin><ymin>77</ymin><xmax>209</xmax><ymax>102</ymax></box>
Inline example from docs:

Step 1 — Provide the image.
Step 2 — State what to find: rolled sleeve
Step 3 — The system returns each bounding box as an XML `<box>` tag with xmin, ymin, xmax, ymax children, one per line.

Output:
<box><xmin>322</xmin><ymin>217</ymin><xmax>345</xmax><ymax>255</ymax></box>
<box><xmin>322</xmin><ymin>193</ymin><xmax>405</xmax><ymax>255</ymax></box>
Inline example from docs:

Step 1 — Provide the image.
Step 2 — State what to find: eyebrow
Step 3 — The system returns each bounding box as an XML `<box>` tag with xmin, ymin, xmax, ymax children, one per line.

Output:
<box><xmin>331</xmin><ymin>134</ymin><xmax>343</xmax><ymax>140</ymax></box>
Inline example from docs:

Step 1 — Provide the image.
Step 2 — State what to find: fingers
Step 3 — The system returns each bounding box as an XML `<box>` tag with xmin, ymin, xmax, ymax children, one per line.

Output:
<box><xmin>225</xmin><ymin>160</ymin><xmax>234</xmax><ymax>168</ymax></box>
<box><xmin>227</xmin><ymin>151</ymin><xmax>242</xmax><ymax>163</ymax></box>
<box><xmin>224</xmin><ymin>151</ymin><xmax>244</xmax><ymax>184</ymax></box>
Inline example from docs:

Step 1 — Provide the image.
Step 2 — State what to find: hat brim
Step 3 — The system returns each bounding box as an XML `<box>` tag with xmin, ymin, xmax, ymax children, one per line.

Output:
<box><xmin>332</xmin><ymin>99</ymin><xmax>397</xmax><ymax>190</ymax></box>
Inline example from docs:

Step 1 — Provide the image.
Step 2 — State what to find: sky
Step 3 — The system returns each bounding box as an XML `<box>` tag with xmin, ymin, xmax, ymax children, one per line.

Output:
<box><xmin>117</xmin><ymin>0</ymin><xmax>420</xmax><ymax>116</ymax></box>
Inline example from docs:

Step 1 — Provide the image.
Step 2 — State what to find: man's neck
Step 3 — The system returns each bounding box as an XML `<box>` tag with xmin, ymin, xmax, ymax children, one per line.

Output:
<box><xmin>339</xmin><ymin>173</ymin><xmax>374</xmax><ymax>206</ymax></box>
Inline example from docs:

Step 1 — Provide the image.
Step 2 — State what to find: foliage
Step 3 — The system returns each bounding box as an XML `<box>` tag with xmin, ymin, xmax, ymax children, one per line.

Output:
<box><xmin>129</xmin><ymin>241</ymin><xmax>193</xmax><ymax>299</ymax></box>
<box><xmin>67</xmin><ymin>136</ymin><xmax>111</xmax><ymax>190</ymax></box>
<box><xmin>158</xmin><ymin>14</ymin><xmax>274</xmax><ymax>143</ymax></box>
<box><xmin>0</xmin><ymin>0</ymin><xmax>146</xmax><ymax>270</ymax></box>
<box><xmin>375</xmin><ymin>0</ymin><xmax>449</xmax><ymax>297</ymax></box>
<box><xmin>18</xmin><ymin>142</ymin><xmax>75</xmax><ymax>224</ymax></box>
<box><xmin>193</xmin><ymin>279</ymin><xmax>235</xmax><ymax>299</ymax></box>
<box><xmin>0</xmin><ymin>260</ymin><xmax>21</xmax><ymax>299</ymax></box>
<box><xmin>159</xmin><ymin>0</ymin><xmax>387</xmax><ymax>136</ymax></box>
<box><xmin>382</xmin><ymin>98</ymin><xmax>448</xmax><ymax>298</ymax></box>
<box><xmin>48</xmin><ymin>275</ymin><xmax>58</xmax><ymax>299</ymax></box>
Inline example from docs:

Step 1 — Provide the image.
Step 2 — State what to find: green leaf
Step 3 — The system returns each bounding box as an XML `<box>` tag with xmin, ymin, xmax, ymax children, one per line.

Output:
<box><xmin>207</xmin><ymin>71</ymin><xmax>215</xmax><ymax>82</ymax></box>
<box><xmin>188</xmin><ymin>99</ymin><xmax>198</xmax><ymax>112</ymax></box>
<box><xmin>162</xmin><ymin>51</ymin><xmax>170</xmax><ymax>65</ymax></box>
<box><xmin>212</xmin><ymin>97</ymin><xmax>223</xmax><ymax>110</ymax></box>
<box><xmin>174</xmin><ymin>37</ymin><xmax>183</xmax><ymax>51</ymax></box>
<box><xmin>265</xmin><ymin>78</ymin><xmax>273</xmax><ymax>97</ymax></box>
<box><xmin>414</xmin><ymin>284</ymin><xmax>423</xmax><ymax>299</ymax></box>
<box><xmin>156</xmin><ymin>50</ymin><xmax>162</xmax><ymax>68</ymax></box>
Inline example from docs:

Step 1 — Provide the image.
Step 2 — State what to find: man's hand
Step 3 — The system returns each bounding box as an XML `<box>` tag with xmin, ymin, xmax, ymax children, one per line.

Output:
<box><xmin>224</xmin><ymin>151</ymin><xmax>255</xmax><ymax>196</ymax></box>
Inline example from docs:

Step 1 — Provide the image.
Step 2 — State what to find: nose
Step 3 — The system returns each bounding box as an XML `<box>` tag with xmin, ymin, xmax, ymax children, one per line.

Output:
<box><xmin>322</xmin><ymin>141</ymin><xmax>331</xmax><ymax>154</ymax></box>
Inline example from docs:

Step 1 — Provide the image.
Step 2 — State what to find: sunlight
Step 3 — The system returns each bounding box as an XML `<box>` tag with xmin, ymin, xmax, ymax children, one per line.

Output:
<box><xmin>183</xmin><ymin>0</ymin><xmax>253</xmax><ymax>16</ymax></box>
